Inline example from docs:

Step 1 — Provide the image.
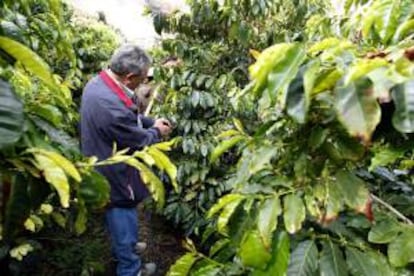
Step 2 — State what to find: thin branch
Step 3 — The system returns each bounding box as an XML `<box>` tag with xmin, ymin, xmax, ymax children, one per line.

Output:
<box><xmin>371</xmin><ymin>193</ymin><xmax>413</xmax><ymax>225</ymax></box>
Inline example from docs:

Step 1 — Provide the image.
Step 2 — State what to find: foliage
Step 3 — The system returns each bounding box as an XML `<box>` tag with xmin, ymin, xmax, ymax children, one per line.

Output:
<box><xmin>0</xmin><ymin>0</ymin><xmax>175</xmax><ymax>273</ymax></box>
<box><xmin>165</xmin><ymin>0</ymin><xmax>414</xmax><ymax>275</ymax></box>
<box><xmin>149</xmin><ymin>0</ymin><xmax>324</xmax><ymax>236</ymax></box>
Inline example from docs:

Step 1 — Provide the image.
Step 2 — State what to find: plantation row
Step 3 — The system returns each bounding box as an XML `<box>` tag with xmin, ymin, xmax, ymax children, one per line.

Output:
<box><xmin>0</xmin><ymin>0</ymin><xmax>413</xmax><ymax>275</ymax></box>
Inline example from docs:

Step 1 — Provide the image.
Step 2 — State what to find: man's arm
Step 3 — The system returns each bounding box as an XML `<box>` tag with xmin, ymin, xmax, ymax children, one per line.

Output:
<box><xmin>138</xmin><ymin>114</ymin><xmax>155</xmax><ymax>129</ymax></box>
<box><xmin>99</xmin><ymin>98</ymin><xmax>161</xmax><ymax>151</ymax></box>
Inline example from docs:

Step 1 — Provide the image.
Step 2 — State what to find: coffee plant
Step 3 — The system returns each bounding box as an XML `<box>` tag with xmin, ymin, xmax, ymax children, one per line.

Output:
<box><xmin>164</xmin><ymin>0</ymin><xmax>414</xmax><ymax>275</ymax></box>
<box><xmin>0</xmin><ymin>0</ymin><xmax>176</xmax><ymax>274</ymax></box>
<box><xmin>149</xmin><ymin>0</ymin><xmax>323</xmax><ymax>236</ymax></box>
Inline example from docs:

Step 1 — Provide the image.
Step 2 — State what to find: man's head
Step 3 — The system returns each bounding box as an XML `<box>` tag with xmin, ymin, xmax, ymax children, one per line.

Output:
<box><xmin>109</xmin><ymin>44</ymin><xmax>151</xmax><ymax>90</ymax></box>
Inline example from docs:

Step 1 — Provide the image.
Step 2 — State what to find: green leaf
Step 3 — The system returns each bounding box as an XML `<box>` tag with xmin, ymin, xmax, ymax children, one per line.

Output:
<box><xmin>75</xmin><ymin>200</ymin><xmax>87</xmax><ymax>235</ymax></box>
<box><xmin>34</xmin><ymin>154</ymin><xmax>70</xmax><ymax>208</ymax></box>
<box><xmin>28</xmin><ymin>148</ymin><xmax>81</xmax><ymax>182</ymax></box>
<box><xmin>78</xmin><ymin>170</ymin><xmax>110</xmax><ymax>209</ymax></box>
<box><xmin>147</xmin><ymin>147</ymin><xmax>178</xmax><ymax>191</ymax></box>
<box><xmin>30</xmin><ymin>104</ymin><xmax>63</xmax><ymax>127</ymax></box>
<box><xmin>191</xmin><ymin>91</ymin><xmax>200</xmax><ymax>107</ymax></box>
<box><xmin>167</xmin><ymin>253</ymin><xmax>199</xmax><ymax>276</ymax></box>
<box><xmin>336</xmin><ymin>170</ymin><xmax>369</xmax><ymax>212</ymax></box>
<box><xmin>364</xmin><ymin>250</ymin><xmax>393</xmax><ymax>276</ymax></box>
<box><xmin>373</xmin><ymin>0</ymin><xmax>400</xmax><ymax>44</ymax></box>
<box><xmin>209</xmin><ymin>239</ymin><xmax>229</xmax><ymax>256</ymax></box>
<box><xmin>369</xmin><ymin>146</ymin><xmax>404</xmax><ymax>171</ymax></box>
<box><xmin>217</xmin><ymin>197</ymin><xmax>244</xmax><ymax>235</ymax></box>
<box><xmin>346</xmin><ymin>248</ymin><xmax>388</xmax><ymax>276</ymax></box>
<box><xmin>319</xmin><ymin>240</ymin><xmax>347</xmax><ymax>276</ymax></box>
<box><xmin>250</xmin><ymin>43</ymin><xmax>305</xmax><ymax>106</ymax></box>
<box><xmin>367</xmin><ymin>68</ymin><xmax>393</xmax><ymax>102</ymax></box>
<box><xmin>313</xmin><ymin>69</ymin><xmax>342</xmax><ymax>94</ymax></box>
<box><xmin>191</xmin><ymin>264</ymin><xmax>221</xmax><ymax>276</ymax></box>
<box><xmin>122</xmin><ymin>158</ymin><xmax>165</xmax><ymax>210</ymax></box>
<box><xmin>239</xmin><ymin>230</ymin><xmax>271</xmax><ymax>269</ymax></box>
<box><xmin>0</xmin><ymin>36</ymin><xmax>58</xmax><ymax>88</ymax></box>
<box><xmin>257</xmin><ymin>196</ymin><xmax>282</xmax><ymax>248</ymax></box>
<box><xmin>388</xmin><ymin>229</ymin><xmax>414</xmax><ymax>267</ymax></box>
<box><xmin>368</xmin><ymin>219</ymin><xmax>401</xmax><ymax>244</ymax></box>
<box><xmin>393</xmin><ymin>19</ymin><xmax>414</xmax><ymax>42</ymax></box>
<box><xmin>207</xmin><ymin>193</ymin><xmax>245</xmax><ymax>218</ymax></box>
<box><xmin>283</xmin><ymin>194</ymin><xmax>306</xmax><ymax>234</ymax></box>
<box><xmin>391</xmin><ymin>80</ymin><xmax>414</xmax><ymax>133</ymax></box>
<box><xmin>308</xmin><ymin>127</ymin><xmax>329</xmax><ymax>150</ymax></box>
<box><xmin>335</xmin><ymin>78</ymin><xmax>381</xmax><ymax>143</ymax></box>
<box><xmin>210</xmin><ymin>135</ymin><xmax>245</xmax><ymax>163</ymax></box>
<box><xmin>287</xmin><ymin>240</ymin><xmax>318</xmax><ymax>276</ymax></box>
<box><xmin>344</xmin><ymin>59</ymin><xmax>388</xmax><ymax>86</ymax></box>
<box><xmin>254</xmin><ymin>231</ymin><xmax>290</xmax><ymax>276</ymax></box>
<box><xmin>266</xmin><ymin>44</ymin><xmax>306</xmax><ymax>108</ymax></box>
<box><xmin>0</xmin><ymin>80</ymin><xmax>24</xmax><ymax>149</ymax></box>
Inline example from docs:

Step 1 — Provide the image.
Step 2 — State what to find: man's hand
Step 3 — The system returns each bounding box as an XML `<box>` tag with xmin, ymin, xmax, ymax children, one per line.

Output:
<box><xmin>154</xmin><ymin>118</ymin><xmax>172</xmax><ymax>136</ymax></box>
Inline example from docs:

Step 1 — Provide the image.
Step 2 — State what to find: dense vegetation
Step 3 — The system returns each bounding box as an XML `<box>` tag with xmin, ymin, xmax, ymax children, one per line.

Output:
<box><xmin>0</xmin><ymin>0</ymin><xmax>176</xmax><ymax>274</ymax></box>
<box><xmin>0</xmin><ymin>0</ymin><xmax>413</xmax><ymax>275</ymax></box>
<box><xmin>150</xmin><ymin>0</ymin><xmax>414</xmax><ymax>275</ymax></box>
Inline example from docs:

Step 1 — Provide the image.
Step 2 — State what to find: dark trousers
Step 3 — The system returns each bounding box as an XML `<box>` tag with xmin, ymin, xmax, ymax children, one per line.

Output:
<box><xmin>106</xmin><ymin>207</ymin><xmax>141</xmax><ymax>276</ymax></box>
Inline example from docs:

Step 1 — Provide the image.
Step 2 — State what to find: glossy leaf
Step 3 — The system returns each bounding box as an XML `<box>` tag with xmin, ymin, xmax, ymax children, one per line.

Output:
<box><xmin>283</xmin><ymin>194</ymin><xmax>306</xmax><ymax>234</ymax></box>
<box><xmin>344</xmin><ymin>58</ymin><xmax>388</xmax><ymax>86</ymax></box>
<box><xmin>336</xmin><ymin>170</ymin><xmax>369</xmax><ymax>212</ymax></box>
<box><xmin>335</xmin><ymin>78</ymin><xmax>381</xmax><ymax>143</ymax></box>
<box><xmin>191</xmin><ymin>264</ymin><xmax>221</xmax><ymax>276</ymax></box>
<box><xmin>147</xmin><ymin>147</ymin><xmax>178</xmax><ymax>191</ymax></box>
<box><xmin>346</xmin><ymin>248</ymin><xmax>383</xmax><ymax>276</ymax></box>
<box><xmin>287</xmin><ymin>240</ymin><xmax>318</xmax><ymax>276</ymax></box>
<box><xmin>369</xmin><ymin>146</ymin><xmax>404</xmax><ymax>171</ymax></box>
<box><xmin>28</xmin><ymin>148</ymin><xmax>81</xmax><ymax>182</ymax></box>
<box><xmin>207</xmin><ymin>194</ymin><xmax>245</xmax><ymax>218</ymax></box>
<box><xmin>0</xmin><ymin>36</ymin><xmax>58</xmax><ymax>88</ymax></box>
<box><xmin>254</xmin><ymin>231</ymin><xmax>290</xmax><ymax>276</ymax></box>
<box><xmin>167</xmin><ymin>253</ymin><xmax>199</xmax><ymax>276</ymax></box>
<box><xmin>257</xmin><ymin>196</ymin><xmax>281</xmax><ymax>248</ymax></box>
<box><xmin>391</xmin><ymin>80</ymin><xmax>414</xmax><ymax>133</ymax></box>
<box><xmin>239</xmin><ymin>230</ymin><xmax>271</xmax><ymax>269</ymax></box>
<box><xmin>266</xmin><ymin>44</ymin><xmax>306</xmax><ymax>107</ymax></box>
<box><xmin>210</xmin><ymin>135</ymin><xmax>245</xmax><ymax>163</ymax></box>
<box><xmin>34</xmin><ymin>154</ymin><xmax>70</xmax><ymax>208</ymax></box>
<box><xmin>388</xmin><ymin>229</ymin><xmax>414</xmax><ymax>267</ymax></box>
<box><xmin>74</xmin><ymin>200</ymin><xmax>87</xmax><ymax>235</ymax></box>
<box><xmin>123</xmin><ymin>158</ymin><xmax>165</xmax><ymax>210</ymax></box>
<box><xmin>217</xmin><ymin>197</ymin><xmax>244</xmax><ymax>235</ymax></box>
<box><xmin>368</xmin><ymin>219</ymin><xmax>401</xmax><ymax>244</ymax></box>
<box><xmin>319</xmin><ymin>240</ymin><xmax>347</xmax><ymax>276</ymax></box>
<box><xmin>78</xmin><ymin>170</ymin><xmax>110</xmax><ymax>209</ymax></box>
<box><xmin>0</xmin><ymin>80</ymin><xmax>24</xmax><ymax>149</ymax></box>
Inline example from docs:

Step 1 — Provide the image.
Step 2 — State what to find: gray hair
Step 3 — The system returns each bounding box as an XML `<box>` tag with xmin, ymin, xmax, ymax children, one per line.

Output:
<box><xmin>109</xmin><ymin>45</ymin><xmax>151</xmax><ymax>76</ymax></box>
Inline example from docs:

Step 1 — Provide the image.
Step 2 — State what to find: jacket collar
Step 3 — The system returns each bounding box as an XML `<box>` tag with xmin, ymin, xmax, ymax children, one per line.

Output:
<box><xmin>99</xmin><ymin>70</ymin><xmax>134</xmax><ymax>108</ymax></box>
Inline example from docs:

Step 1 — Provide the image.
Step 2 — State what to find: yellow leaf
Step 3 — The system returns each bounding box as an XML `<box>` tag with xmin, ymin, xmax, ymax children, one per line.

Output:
<box><xmin>28</xmin><ymin>148</ymin><xmax>81</xmax><ymax>182</ymax></box>
<box><xmin>34</xmin><ymin>154</ymin><xmax>70</xmax><ymax>208</ymax></box>
<box><xmin>10</xmin><ymin>244</ymin><xmax>34</xmax><ymax>261</ymax></box>
<box><xmin>24</xmin><ymin>218</ymin><xmax>36</xmax><ymax>232</ymax></box>
<box><xmin>249</xmin><ymin>49</ymin><xmax>261</xmax><ymax>60</ymax></box>
<box><xmin>40</xmin><ymin>203</ymin><xmax>53</xmax><ymax>214</ymax></box>
<box><xmin>147</xmin><ymin>147</ymin><xmax>178</xmax><ymax>192</ymax></box>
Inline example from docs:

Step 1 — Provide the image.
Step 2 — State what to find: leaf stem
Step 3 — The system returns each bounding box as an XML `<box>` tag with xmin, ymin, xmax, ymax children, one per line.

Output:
<box><xmin>371</xmin><ymin>193</ymin><xmax>413</xmax><ymax>225</ymax></box>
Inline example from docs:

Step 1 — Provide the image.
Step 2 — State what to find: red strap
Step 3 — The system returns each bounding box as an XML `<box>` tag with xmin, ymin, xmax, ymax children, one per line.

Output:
<box><xmin>99</xmin><ymin>71</ymin><xmax>133</xmax><ymax>108</ymax></box>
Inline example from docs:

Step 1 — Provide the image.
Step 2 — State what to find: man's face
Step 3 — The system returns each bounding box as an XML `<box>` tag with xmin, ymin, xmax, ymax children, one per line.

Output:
<box><xmin>123</xmin><ymin>66</ymin><xmax>149</xmax><ymax>90</ymax></box>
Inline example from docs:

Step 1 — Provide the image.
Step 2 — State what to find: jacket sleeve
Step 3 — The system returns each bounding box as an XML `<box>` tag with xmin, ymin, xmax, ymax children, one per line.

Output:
<box><xmin>98</xmin><ymin>98</ymin><xmax>161</xmax><ymax>151</ymax></box>
<box><xmin>138</xmin><ymin>114</ymin><xmax>155</xmax><ymax>129</ymax></box>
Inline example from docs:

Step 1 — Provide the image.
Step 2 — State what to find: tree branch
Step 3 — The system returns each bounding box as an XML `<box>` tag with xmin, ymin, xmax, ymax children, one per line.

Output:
<box><xmin>371</xmin><ymin>193</ymin><xmax>413</xmax><ymax>225</ymax></box>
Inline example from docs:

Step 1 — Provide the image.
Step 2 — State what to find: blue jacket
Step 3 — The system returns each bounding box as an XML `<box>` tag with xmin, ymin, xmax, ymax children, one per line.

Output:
<box><xmin>80</xmin><ymin>71</ymin><xmax>161</xmax><ymax>208</ymax></box>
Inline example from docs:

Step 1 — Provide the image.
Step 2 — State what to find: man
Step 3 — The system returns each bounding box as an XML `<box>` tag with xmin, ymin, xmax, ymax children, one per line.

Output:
<box><xmin>80</xmin><ymin>45</ymin><xmax>171</xmax><ymax>276</ymax></box>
